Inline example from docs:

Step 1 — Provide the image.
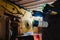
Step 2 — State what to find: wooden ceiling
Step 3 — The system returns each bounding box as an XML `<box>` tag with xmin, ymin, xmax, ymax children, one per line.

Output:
<box><xmin>11</xmin><ymin>0</ymin><xmax>56</xmax><ymax>11</ymax></box>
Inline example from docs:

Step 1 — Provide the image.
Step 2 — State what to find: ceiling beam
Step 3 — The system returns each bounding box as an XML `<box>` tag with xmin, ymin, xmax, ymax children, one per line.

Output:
<box><xmin>16</xmin><ymin>0</ymin><xmax>41</xmax><ymax>4</ymax></box>
<box><xmin>29</xmin><ymin>7</ymin><xmax>43</xmax><ymax>9</ymax></box>
<box><xmin>21</xmin><ymin>0</ymin><xmax>54</xmax><ymax>7</ymax></box>
<box><xmin>26</xmin><ymin>4</ymin><xmax>43</xmax><ymax>9</ymax></box>
<box><xmin>30</xmin><ymin>8</ymin><xmax>43</xmax><ymax>11</ymax></box>
<box><xmin>25</xmin><ymin>2</ymin><xmax>54</xmax><ymax>9</ymax></box>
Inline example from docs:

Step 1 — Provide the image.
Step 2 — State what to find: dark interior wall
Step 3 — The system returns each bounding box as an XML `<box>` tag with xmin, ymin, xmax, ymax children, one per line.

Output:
<box><xmin>0</xmin><ymin>16</ymin><xmax>6</xmax><ymax>40</ymax></box>
<box><xmin>0</xmin><ymin>6</ymin><xmax>6</xmax><ymax>40</ymax></box>
<box><xmin>43</xmin><ymin>0</ymin><xmax>60</xmax><ymax>40</ymax></box>
<box><xmin>43</xmin><ymin>14</ymin><xmax>60</xmax><ymax>40</ymax></box>
<box><xmin>52</xmin><ymin>0</ymin><xmax>60</xmax><ymax>10</ymax></box>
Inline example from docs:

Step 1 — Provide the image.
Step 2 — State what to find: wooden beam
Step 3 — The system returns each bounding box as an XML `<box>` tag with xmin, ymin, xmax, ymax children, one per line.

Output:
<box><xmin>21</xmin><ymin>0</ymin><xmax>54</xmax><ymax>7</ymax></box>
<box><xmin>25</xmin><ymin>2</ymin><xmax>54</xmax><ymax>9</ymax></box>
<box><xmin>26</xmin><ymin>4</ymin><xmax>42</xmax><ymax>9</ymax></box>
<box><xmin>17</xmin><ymin>0</ymin><xmax>40</xmax><ymax>4</ymax></box>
